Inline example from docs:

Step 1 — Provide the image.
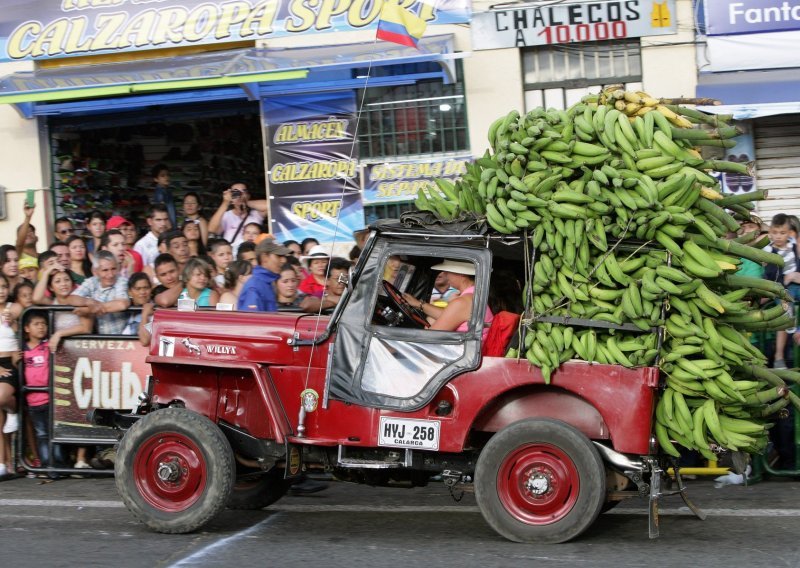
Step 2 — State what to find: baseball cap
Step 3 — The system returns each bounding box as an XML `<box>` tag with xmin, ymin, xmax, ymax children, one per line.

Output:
<box><xmin>107</xmin><ymin>215</ymin><xmax>133</xmax><ymax>230</ymax></box>
<box><xmin>255</xmin><ymin>240</ymin><xmax>293</xmax><ymax>256</ymax></box>
<box><xmin>18</xmin><ymin>256</ymin><xmax>38</xmax><ymax>270</ymax></box>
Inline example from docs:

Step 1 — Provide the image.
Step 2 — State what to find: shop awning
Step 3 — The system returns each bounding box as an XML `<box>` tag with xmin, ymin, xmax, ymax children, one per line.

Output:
<box><xmin>696</xmin><ymin>69</ymin><xmax>800</xmax><ymax>119</ymax></box>
<box><xmin>0</xmin><ymin>35</ymin><xmax>463</xmax><ymax>118</ymax></box>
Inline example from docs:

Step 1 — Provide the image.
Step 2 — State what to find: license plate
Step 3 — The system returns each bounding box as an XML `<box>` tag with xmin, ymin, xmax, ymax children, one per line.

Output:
<box><xmin>378</xmin><ymin>417</ymin><xmax>441</xmax><ymax>451</ymax></box>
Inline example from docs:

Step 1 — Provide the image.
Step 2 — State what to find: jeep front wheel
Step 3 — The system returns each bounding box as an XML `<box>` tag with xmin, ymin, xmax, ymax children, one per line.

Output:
<box><xmin>475</xmin><ymin>418</ymin><xmax>605</xmax><ymax>544</ymax></box>
<box><xmin>115</xmin><ymin>407</ymin><xmax>235</xmax><ymax>534</ymax></box>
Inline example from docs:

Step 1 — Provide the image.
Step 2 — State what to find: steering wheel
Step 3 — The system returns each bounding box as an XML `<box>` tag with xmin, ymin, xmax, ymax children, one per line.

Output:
<box><xmin>382</xmin><ymin>280</ymin><xmax>430</xmax><ymax>329</ymax></box>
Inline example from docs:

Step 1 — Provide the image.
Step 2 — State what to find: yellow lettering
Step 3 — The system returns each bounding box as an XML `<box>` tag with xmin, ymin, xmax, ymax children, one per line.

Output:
<box><xmin>347</xmin><ymin>0</ymin><xmax>380</xmax><ymax>27</ymax></box>
<box><xmin>316</xmin><ymin>0</ymin><xmax>350</xmax><ymax>30</ymax></box>
<box><xmin>285</xmin><ymin>0</ymin><xmax>317</xmax><ymax>32</ymax></box>
<box><xmin>215</xmin><ymin>1</ymin><xmax>251</xmax><ymax>39</ymax></box>
<box><xmin>241</xmin><ymin>0</ymin><xmax>277</xmax><ymax>36</ymax></box>
<box><xmin>90</xmin><ymin>12</ymin><xmax>126</xmax><ymax>51</ymax></box>
<box><xmin>63</xmin><ymin>16</ymin><xmax>93</xmax><ymax>54</ymax></box>
<box><xmin>118</xmin><ymin>10</ymin><xmax>157</xmax><ymax>48</ymax></box>
<box><xmin>291</xmin><ymin>200</ymin><xmax>343</xmax><ymax>221</ymax></box>
<box><xmin>183</xmin><ymin>4</ymin><xmax>217</xmax><ymax>42</ymax></box>
<box><xmin>5</xmin><ymin>22</ymin><xmax>41</xmax><ymax>59</ymax></box>
<box><xmin>151</xmin><ymin>7</ymin><xmax>188</xmax><ymax>45</ymax></box>
<box><xmin>62</xmin><ymin>0</ymin><xmax>124</xmax><ymax>8</ymax></box>
<box><xmin>31</xmin><ymin>18</ymin><xmax>73</xmax><ymax>58</ymax></box>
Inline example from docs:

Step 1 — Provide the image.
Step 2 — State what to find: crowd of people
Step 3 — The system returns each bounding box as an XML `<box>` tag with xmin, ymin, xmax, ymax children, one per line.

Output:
<box><xmin>0</xmin><ymin>172</ymin><xmax>797</xmax><ymax>479</ymax></box>
<box><xmin>0</xmin><ymin>177</ymin><xmax>364</xmax><ymax>480</ymax></box>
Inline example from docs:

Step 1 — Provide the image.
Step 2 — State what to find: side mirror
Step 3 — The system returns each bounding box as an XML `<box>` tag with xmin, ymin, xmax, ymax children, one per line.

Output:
<box><xmin>346</xmin><ymin>266</ymin><xmax>355</xmax><ymax>290</ymax></box>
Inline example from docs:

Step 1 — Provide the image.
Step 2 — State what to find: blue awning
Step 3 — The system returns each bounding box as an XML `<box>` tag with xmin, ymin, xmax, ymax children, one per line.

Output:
<box><xmin>696</xmin><ymin>69</ymin><xmax>800</xmax><ymax>119</ymax></box>
<box><xmin>0</xmin><ymin>35</ymin><xmax>464</xmax><ymax>118</ymax></box>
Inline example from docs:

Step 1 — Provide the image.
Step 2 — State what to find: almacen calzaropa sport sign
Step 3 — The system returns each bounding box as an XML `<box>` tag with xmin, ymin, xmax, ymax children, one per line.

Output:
<box><xmin>0</xmin><ymin>0</ymin><xmax>470</xmax><ymax>61</ymax></box>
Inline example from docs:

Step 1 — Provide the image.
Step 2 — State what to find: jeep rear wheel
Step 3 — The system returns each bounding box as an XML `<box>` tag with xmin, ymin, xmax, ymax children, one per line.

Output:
<box><xmin>228</xmin><ymin>468</ymin><xmax>291</xmax><ymax>510</ymax></box>
<box><xmin>115</xmin><ymin>407</ymin><xmax>234</xmax><ymax>534</ymax></box>
<box><xmin>475</xmin><ymin>419</ymin><xmax>605</xmax><ymax>544</ymax></box>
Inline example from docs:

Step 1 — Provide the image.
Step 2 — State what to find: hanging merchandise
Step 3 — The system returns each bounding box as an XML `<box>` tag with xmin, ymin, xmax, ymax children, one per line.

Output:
<box><xmin>50</xmin><ymin>105</ymin><xmax>264</xmax><ymax>233</ymax></box>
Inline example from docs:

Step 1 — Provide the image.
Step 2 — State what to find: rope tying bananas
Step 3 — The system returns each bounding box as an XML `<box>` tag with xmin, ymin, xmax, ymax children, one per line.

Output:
<box><xmin>414</xmin><ymin>87</ymin><xmax>800</xmax><ymax>459</ymax></box>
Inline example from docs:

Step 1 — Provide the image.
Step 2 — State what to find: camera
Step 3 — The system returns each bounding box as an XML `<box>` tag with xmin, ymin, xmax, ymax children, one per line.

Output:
<box><xmin>231</xmin><ymin>190</ymin><xmax>242</xmax><ymax>198</ymax></box>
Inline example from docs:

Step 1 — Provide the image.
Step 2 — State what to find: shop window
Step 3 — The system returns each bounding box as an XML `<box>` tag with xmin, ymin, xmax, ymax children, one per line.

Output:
<box><xmin>357</xmin><ymin>62</ymin><xmax>469</xmax><ymax>160</ymax></box>
<box><xmin>49</xmin><ymin>103</ymin><xmax>263</xmax><ymax>235</ymax></box>
<box><xmin>522</xmin><ymin>39</ymin><xmax>642</xmax><ymax>111</ymax></box>
<box><xmin>363</xmin><ymin>202</ymin><xmax>417</xmax><ymax>225</ymax></box>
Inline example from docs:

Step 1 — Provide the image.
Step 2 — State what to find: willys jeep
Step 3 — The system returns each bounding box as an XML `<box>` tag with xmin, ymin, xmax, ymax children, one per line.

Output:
<box><xmin>94</xmin><ymin>219</ymin><xmax>700</xmax><ymax>543</ymax></box>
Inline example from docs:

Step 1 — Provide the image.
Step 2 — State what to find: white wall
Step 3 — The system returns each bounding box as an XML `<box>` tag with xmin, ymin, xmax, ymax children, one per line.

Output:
<box><xmin>641</xmin><ymin>0</ymin><xmax>698</xmax><ymax>99</ymax></box>
<box><xmin>462</xmin><ymin>47</ymin><xmax>524</xmax><ymax>158</ymax></box>
<box><xmin>0</xmin><ymin>60</ymin><xmax>49</xmax><ymax>248</ymax></box>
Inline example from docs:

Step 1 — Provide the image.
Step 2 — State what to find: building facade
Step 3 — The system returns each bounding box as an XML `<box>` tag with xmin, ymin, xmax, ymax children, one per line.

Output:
<box><xmin>0</xmin><ymin>0</ymin><xmax>699</xmax><ymax>247</ymax></box>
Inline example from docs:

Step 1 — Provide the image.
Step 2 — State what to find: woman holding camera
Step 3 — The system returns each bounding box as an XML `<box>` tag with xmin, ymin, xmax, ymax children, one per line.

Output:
<box><xmin>208</xmin><ymin>183</ymin><xmax>269</xmax><ymax>253</ymax></box>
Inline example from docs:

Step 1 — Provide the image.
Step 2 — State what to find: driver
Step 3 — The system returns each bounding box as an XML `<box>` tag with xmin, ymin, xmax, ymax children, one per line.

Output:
<box><xmin>403</xmin><ymin>260</ymin><xmax>493</xmax><ymax>338</ymax></box>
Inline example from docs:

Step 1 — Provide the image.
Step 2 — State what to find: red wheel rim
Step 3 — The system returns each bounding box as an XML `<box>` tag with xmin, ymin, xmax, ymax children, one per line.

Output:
<box><xmin>496</xmin><ymin>443</ymin><xmax>580</xmax><ymax>525</ymax></box>
<box><xmin>134</xmin><ymin>432</ymin><xmax>207</xmax><ymax>512</ymax></box>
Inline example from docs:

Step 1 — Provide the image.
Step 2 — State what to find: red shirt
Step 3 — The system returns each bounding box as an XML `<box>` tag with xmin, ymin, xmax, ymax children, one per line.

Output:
<box><xmin>24</xmin><ymin>341</ymin><xmax>49</xmax><ymax>407</ymax></box>
<box><xmin>299</xmin><ymin>274</ymin><xmax>326</xmax><ymax>298</ymax></box>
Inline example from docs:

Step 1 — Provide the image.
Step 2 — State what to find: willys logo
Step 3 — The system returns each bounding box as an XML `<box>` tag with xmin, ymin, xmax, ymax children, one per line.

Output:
<box><xmin>174</xmin><ymin>337</ymin><xmax>237</xmax><ymax>356</ymax></box>
<box><xmin>205</xmin><ymin>344</ymin><xmax>237</xmax><ymax>355</ymax></box>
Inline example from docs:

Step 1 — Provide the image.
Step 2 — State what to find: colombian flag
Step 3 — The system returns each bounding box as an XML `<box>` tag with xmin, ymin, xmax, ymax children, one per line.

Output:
<box><xmin>376</xmin><ymin>2</ymin><xmax>427</xmax><ymax>48</ymax></box>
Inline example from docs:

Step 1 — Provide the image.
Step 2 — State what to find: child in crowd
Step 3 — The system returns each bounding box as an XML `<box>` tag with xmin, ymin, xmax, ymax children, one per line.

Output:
<box><xmin>84</xmin><ymin>210</ymin><xmax>106</xmax><ymax>257</ymax></box>
<box><xmin>765</xmin><ymin>214</ymin><xmax>800</xmax><ymax>368</ymax></box>
<box><xmin>180</xmin><ymin>258</ymin><xmax>218</xmax><ymax>308</ymax></box>
<box><xmin>241</xmin><ymin>222</ymin><xmax>263</xmax><ymax>246</ymax></box>
<box><xmin>152</xmin><ymin>163</ymin><xmax>177</xmax><ymax>229</ymax></box>
<box><xmin>18</xmin><ymin>256</ymin><xmax>38</xmax><ymax>283</ymax></box>
<box><xmin>236</xmin><ymin>241</ymin><xmax>257</xmax><ymax>266</ymax></box>
<box><xmin>0</xmin><ymin>274</ymin><xmax>20</xmax><ymax>477</ymax></box>
<box><xmin>23</xmin><ymin>311</ymin><xmax>65</xmax><ymax>478</ymax></box>
<box><xmin>208</xmin><ymin>238</ymin><xmax>233</xmax><ymax>288</ymax></box>
<box><xmin>219</xmin><ymin>260</ymin><xmax>253</xmax><ymax>307</ymax></box>
<box><xmin>275</xmin><ymin>266</ymin><xmax>301</xmax><ymax>309</ymax></box>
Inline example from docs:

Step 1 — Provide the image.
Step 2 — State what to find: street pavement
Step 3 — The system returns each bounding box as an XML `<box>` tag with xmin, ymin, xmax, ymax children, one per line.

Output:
<box><xmin>1</xmin><ymin>474</ymin><xmax>799</xmax><ymax>568</ymax></box>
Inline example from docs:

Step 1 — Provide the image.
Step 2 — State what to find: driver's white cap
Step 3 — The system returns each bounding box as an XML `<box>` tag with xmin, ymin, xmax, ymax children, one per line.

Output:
<box><xmin>430</xmin><ymin>259</ymin><xmax>475</xmax><ymax>276</ymax></box>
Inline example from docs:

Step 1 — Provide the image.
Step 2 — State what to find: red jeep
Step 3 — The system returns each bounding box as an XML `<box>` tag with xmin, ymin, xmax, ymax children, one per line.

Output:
<box><xmin>94</xmin><ymin>220</ymin><xmax>697</xmax><ymax>543</ymax></box>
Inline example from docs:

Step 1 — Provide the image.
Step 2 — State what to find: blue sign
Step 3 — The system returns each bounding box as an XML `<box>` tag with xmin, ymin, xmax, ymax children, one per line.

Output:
<box><xmin>705</xmin><ymin>0</ymin><xmax>800</xmax><ymax>36</ymax></box>
<box><xmin>263</xmin><ymin>92</ymin><xmax>364</xmax><ymax>247</ymax></box>
<box><xmin>362</xmin><ymin>156</ymin><xmax>471</xmax><ymax>204</ymax></box>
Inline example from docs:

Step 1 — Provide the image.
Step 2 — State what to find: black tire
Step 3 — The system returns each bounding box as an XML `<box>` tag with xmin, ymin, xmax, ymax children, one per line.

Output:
<box><xmin>115</xmin><ymin>407</ymin><xmax>235</xmax><ymax>534</ymax></box>
<box><xmin>474</xmin><ymin>418</ymin><xmax>606</xmax><ymax>544</ymax></box>
<box><xmin>228</xmin><ymin>468</ymin><xmax>291</xmax><ymax>510</ymax></box>
<box><xmin>600</xmin><ymin>499</ymin><xmax>621</xmax><ymax>513</ymax></box>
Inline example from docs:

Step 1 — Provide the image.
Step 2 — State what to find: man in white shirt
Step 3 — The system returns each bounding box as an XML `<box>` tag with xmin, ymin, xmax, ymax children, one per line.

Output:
<box><xmin>134</xmin><ymin>204</ymin><xmax>171</xmax><ymax>268</ymax></box>
<box><xmin>208</xmin><ymin>183</ymin><xmax>268</xmax><ymax>253</ymax></box>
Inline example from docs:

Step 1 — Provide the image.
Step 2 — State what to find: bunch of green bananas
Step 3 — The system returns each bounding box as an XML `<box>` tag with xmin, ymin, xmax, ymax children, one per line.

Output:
<box><xmin>418</xmin><ymin>86</ymin><xmax>800</xmax><ymax>457</ymax></box>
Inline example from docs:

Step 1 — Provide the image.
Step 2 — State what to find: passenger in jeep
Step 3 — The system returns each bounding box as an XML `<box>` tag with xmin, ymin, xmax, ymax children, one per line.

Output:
<box><xmin>403</xmin><ymin>259</ymin><xmax>493</xmax><ymax>338</ymax></box>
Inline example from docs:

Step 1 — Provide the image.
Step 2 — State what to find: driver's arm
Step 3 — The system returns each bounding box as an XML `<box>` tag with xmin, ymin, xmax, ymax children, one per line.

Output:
<box><xmin>403</xmin><ymin>292</ymin><xmax>443</xmax><ymax>320</ymax></box>
<box><xmin>430</xmin><ymin>296</ymin><xmax>471</xmax><ymax>332</ymax></box>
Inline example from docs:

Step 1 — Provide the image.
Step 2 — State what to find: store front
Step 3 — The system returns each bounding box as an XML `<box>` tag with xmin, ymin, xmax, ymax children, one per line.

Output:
<box><xmin>695</xmin><ymin>0</ymin><xmax>800</xmax><ymax>221</ymax></box>
<box><xmin>0</xmin><ymin>1</ymin><xmax>470</xmax><ymax>247</ymax></box>
<box><xmin>469</xmin><ymin>0</ymin><xmax>678</xmax><ymax>112</ymax></box>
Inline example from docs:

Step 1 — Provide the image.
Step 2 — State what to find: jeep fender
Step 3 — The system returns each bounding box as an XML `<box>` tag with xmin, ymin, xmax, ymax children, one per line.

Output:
<box><xmin>147</xmin><ymin>356</ymin><xmax>291</xmax><ymax>443</ymax></box>
<box><xmin>471</xmin><ymin>386</ymin><xmax>608</xmax><ymax>442</ymax></box>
